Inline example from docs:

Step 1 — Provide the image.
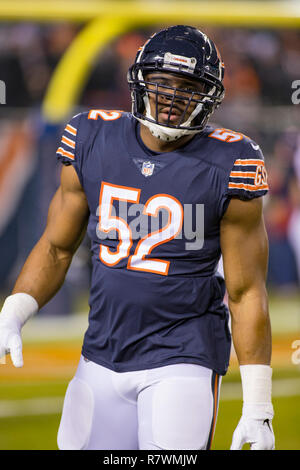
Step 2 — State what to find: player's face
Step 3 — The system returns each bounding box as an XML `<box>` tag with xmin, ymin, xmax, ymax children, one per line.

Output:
<box><xmin>144</xmin><ymin>72</ymin><xmax>206</xmax><ymax>126</ymax></box>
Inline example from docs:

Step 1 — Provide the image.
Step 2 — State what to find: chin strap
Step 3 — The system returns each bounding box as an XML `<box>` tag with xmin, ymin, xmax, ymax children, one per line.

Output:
<box><xmin>136</xmin><ymin>117</ymin><xmax>200</xmax><ymax>142</ymax></box>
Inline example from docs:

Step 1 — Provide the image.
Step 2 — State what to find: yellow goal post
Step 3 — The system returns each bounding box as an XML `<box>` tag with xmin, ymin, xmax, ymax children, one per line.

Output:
<box><xmin>0</xmin><ymin>1</ymin><xmax>299</xmax><ymax>122</ymax></box>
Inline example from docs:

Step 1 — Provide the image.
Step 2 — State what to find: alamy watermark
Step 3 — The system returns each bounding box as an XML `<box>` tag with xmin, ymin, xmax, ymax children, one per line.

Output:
<box><xmin>291</xmin><ymin>339</ymin><xmax>300</xmax><ymax>365</ymax></box>
<box><xmin>96</xmin><ymin>202</ymin><xmax>205</xmax><ymax>251</ymax></box>
<box><xmin>291</xmin><ymin>80</ymin><xmax>300</xmax><ymax>104</ymax></box>
<box><xmin>0</xmin><ymin>80</ymin><xmax>6</xmax><ymax>104</ymax></box>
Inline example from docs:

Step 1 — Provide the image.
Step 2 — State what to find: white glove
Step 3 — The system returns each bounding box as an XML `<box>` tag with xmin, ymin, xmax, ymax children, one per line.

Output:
<box><xmin>0</xmin><ymin>293</ymin><xmax>38</xmax><ymax>367</ymax></box>
<box><xmin>230</xmin><ymin>404</ymin><xmax>275</xmax><ymax>450</ymax></box>
<box><xmin>230</xmin><ymin>365</ymin><xmax>275</xmax><ymax>450</ymax></box>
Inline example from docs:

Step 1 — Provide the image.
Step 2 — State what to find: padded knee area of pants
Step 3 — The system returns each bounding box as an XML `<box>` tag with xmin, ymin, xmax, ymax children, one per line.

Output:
<box><xmin>152</xmin><ymin>377</ymin><xmax>211</xmax><ymax>450</ymax></box>
<box><xmin>57</xmin><ymin>377</ymin><xmax>94</xmax><ymax>450</ymax></box>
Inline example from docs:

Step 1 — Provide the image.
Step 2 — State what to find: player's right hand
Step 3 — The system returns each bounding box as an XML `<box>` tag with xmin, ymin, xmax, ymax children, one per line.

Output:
<box><xmin>0</xmin><ymin>313</ymin><xmax>23</xmax><ymax>367</ymax></box>
<box><xmin>0</xmin><ymin>293</ymin><xmax>39</xmax><ymax>368</ymax></box>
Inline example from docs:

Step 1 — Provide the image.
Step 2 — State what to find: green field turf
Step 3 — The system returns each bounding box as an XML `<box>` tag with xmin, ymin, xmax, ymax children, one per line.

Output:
<box><xmin>0</xmin><ymin>291</ymin><xmax>299</xmax><ymax>450</ymax></box>
<box><xmin>0</xmin><ymin>372</ymin><xmax>299</xmax><ymax>450</ymax></box>
<box><xmin>213</xmin><ymin>395</ymin><xmax>300</xmax><ymax>450</ymax></box>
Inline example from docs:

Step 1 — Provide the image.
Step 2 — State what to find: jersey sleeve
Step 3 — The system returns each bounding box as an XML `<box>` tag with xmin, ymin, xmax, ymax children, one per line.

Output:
<box><xmin>225</xmin><ymin>141</ymin><xmax>269</xmax><ymax>201</ymax></box>
<box><xmin>56</xmin><ymin>113</ymin><xmax>83</xmax><ymax>182</ymax></box>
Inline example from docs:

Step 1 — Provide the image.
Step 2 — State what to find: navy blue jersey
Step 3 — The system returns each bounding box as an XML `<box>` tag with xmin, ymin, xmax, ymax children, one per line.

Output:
<box><xmin>56</xmin><ymin>110</ymin><xmax>269</xmax><ymax>375</ymax></box>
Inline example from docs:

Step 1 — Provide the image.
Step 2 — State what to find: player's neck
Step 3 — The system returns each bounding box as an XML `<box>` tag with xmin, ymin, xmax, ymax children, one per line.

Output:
<box><xmin>139</xmin><ymin>124</ymin><xmax>195</xmax><ymax>153</ymax></box>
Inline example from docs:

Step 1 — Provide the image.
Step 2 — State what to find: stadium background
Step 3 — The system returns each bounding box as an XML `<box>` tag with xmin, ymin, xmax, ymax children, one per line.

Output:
<box><xmin>0</xmin><ymin>0</ymin><xmax>299</xmax><ymax>450</ymax></box>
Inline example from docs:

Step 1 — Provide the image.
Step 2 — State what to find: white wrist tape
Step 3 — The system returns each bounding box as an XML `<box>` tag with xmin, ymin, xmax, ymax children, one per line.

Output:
<box><xmin>240</xmin><ymin>364</ymin><xmax>274</xmax><ymax>418</ymax></box>
<box><xmin>0</xmin><ymin>293</ymin><xmax>39</xmax><ymax>327</ymax></box>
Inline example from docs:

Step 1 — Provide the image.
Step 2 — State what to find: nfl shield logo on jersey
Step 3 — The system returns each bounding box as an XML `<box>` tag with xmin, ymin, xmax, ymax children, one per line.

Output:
<box><xmin>141</xmin><ymin>161</ymin><xmax>155</xmax><ymax>177</ymax></box>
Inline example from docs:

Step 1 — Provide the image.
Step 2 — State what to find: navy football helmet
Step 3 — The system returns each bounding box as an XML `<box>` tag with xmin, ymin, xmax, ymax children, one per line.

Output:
<box><xmin>127</xmin><ymin>25</ymin><xmax>225</xmax><ymax>141</ymax></box>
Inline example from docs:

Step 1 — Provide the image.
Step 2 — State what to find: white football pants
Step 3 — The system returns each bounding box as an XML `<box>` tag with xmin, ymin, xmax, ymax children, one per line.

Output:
<box><xmin>57</xmin><ymin>356</ymin><xmax>221</xmax><ymax>450</ymax></box>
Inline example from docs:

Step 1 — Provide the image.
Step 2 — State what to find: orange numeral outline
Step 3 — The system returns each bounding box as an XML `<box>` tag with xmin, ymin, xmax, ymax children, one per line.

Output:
<box><xmin>88</xmin><ymin>109</ymin><xmax>122</xmax><ymax>121</ymax></box>
<box><xmin>99</xmin><ymin>182</ymin><xmax>141</xmax><ymax>267</ymax></box>
<box><xmin>254</xmin><ymin>164</ymin><xmax>268</xmax><ymax>187</ymax></box>
<box><xmin>208</xmin><ymin>128</ymin><xmax>244</xmax><ymax>143</ymax></box>
<box><xmin>127</xmin><ymin>194</ymin><xmax>183</xmax><ymax>276</ymax></box>
<box><xmin>99</xmin><ymin>183</ymin><xmax>184</xmax><ymax>275</ymax></box>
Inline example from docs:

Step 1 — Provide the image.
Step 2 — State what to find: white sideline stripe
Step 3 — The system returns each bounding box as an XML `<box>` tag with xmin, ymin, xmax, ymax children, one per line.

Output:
<box><xmin>0</xmin><ymin>378</ymin><xmax>299</xmax><ymax>418</ymax></box>
<box><xmin>0</xmin><ymin>397</ymin><xmax>64</xmax><ymax>417</ymax></box>
<box><xmin>220</xmin><ymin>378</ymin><xmax>300</xmax><ymax>401</ymax></box>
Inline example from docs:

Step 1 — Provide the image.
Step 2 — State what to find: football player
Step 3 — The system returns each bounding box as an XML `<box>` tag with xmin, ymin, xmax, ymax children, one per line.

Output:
<box><xmin>0</xmin><ymin>25</ymin><xmax>275</xmax><ymax>450</ymax></box>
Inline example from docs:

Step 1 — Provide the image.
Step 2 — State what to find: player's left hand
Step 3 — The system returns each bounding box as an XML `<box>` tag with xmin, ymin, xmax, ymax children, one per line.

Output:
<box><xmin>230</xmin><ymin>415</ymin><xmax>275</xmax><ymax>450</ymax></box>
<box><xmin>0</xmin><ymin>312</ymin><xmax>24</xmax><ymax>367</ymax></box>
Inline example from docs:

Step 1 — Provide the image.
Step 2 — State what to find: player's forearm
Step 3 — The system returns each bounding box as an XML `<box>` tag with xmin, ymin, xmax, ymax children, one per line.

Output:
<box><xmin>12</xmin><ymin>234</ymin><xmax>73</xmax><ymax>309</ymax></box>
<box><xmin>229</xmin><ymin>286</ymin><xmax>272</xmax><ymax>365</ymax></box>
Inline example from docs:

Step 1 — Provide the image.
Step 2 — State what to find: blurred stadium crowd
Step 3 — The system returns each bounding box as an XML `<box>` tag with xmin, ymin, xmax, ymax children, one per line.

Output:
<box><xmin>0</xmin><ymin>22</ymin><xmax>299</xmax><ymax>314</ymax></box>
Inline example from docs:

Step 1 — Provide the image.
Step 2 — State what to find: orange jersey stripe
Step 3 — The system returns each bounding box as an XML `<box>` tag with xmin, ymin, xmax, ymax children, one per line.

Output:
<box><xmin>56</xmin><ymin>147</ymin><xmax>75</xmax><ymax>160</ymax></box>
<box><xmin>65</xmin><ymin>124</ymin><xmax>77</xmax><ymax>136</ymax></box>
<box><xmin>61</xmin><ymin>135</ymin><xmax>75</xmax><ymax>149</ymax></box>
<box><xmin>228</xmin><ymin>182</ymin><xmax>269</xmax><ymax>191</ymax></box>
<box><xmin>234</xmin><ymin>159</ymin><xmax>265</xmax><ymax>166</ymax></box>
<box><xmin>207</xmin><ymin>373</ymin><xmax>219</xmax><ymax>450</ymax></box>
<box><xmin>230</xmin><ymin>171</ymin><xmax>256</xmax><ymax>178</ymax></box>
